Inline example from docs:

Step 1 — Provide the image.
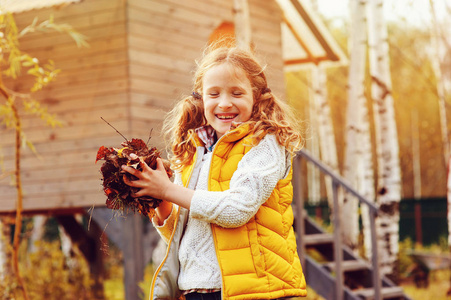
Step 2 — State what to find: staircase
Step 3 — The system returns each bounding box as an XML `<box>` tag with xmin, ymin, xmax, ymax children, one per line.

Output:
<box><xmin>293</xmin><ymin>150</ymin><xmax>412</xmax><ymax>300</ymax></box>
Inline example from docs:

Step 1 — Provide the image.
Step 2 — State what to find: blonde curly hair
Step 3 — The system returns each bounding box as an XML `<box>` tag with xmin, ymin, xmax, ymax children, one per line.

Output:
<box><xmin>163</xmin><ymin>46</ymin><xmax>304</xmax><ymax>171</ymax></box>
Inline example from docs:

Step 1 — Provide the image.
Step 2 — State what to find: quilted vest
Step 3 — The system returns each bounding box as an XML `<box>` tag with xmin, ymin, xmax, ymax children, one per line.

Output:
<box><xmin>181</xmin><ymin>125</ymin><xmax>307</xmax><ymax>300</ymax></box>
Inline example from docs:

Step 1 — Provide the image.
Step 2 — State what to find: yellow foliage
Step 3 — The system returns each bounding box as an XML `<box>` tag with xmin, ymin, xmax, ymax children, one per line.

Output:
<box><xmin>0</xmin><ymin>240</ymin><xmax>94</xmax><ymax>300</ymax></box>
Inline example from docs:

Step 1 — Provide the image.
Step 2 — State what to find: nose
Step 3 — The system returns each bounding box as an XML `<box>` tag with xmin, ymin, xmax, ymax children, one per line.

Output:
<box><xmin>218</xmin><ymin>95</ymin><xmax>233</xmax><ymax>110</ymax></box>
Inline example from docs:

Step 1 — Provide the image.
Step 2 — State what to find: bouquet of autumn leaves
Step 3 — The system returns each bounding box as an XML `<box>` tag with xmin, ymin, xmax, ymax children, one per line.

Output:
<box><xmin>96</xmin><ymin>138</ymin><xmax>173</xmax><ymax>217</ymax></box>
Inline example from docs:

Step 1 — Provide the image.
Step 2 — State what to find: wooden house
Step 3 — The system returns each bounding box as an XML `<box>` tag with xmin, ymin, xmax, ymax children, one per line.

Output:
<box><xmin>0</xmin><ymin>0</ymin><xmax>345</xmax><ymax>214</ymax></box>
<box><xmin>0</xmin><ymin>0</ymin><xmax>346</xmax><ymax>298</ymax></box>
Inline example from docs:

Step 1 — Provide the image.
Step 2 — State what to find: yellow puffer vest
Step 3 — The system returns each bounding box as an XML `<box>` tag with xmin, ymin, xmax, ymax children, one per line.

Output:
<box><xmin>181</xmin><ymin>125</ymin><xmax>307</xmax><ymax>300</ymax></box>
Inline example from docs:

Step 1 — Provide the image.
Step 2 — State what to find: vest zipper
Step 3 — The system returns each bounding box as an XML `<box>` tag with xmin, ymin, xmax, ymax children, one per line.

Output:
<box><xmin>150</xmin><ymin>148</ymin><xmax>201</xmax><ymax>299</ymax></box>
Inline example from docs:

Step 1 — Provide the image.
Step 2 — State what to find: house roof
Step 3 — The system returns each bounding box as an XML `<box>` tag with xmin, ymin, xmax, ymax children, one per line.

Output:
<box><xmin>0</xmin><ymin>0</ymin><xmax>81</xmax><ymax>14</ymax></box>
<box><xmin>275</xmin><ymin>0</ymin><xmax>348</xmax><ymax>70</ymax></box>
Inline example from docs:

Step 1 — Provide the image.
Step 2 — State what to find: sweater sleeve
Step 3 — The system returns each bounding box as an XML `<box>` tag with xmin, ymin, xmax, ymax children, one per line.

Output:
<box><xmin>189</xmin><ymin>134</ymin><xmax>290</xmax><ymax>228</ymax></box>
<box><xmin>151</xmin><ymin>172</ymin><xmax>182</xmax><ymax>243</ymax></box>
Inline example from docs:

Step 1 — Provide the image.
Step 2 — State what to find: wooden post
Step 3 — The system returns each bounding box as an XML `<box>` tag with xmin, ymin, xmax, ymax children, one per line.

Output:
<box><xmin>370</xmin><ymin>211</ymin><xmax>382</xmax><ymax>300</ymax></box>
<box><xmin>293</xmin><ymin>155</ymin><xmax>306</xmax><ymax>268</ymax></box>
<box><xmin>332</xmin><ymin>180</ymin><xmax>343</xmax><ymax>300</ymax></box>
<box><xmin>123</xmin><ymin>213</ymin><xmax>145</xmax><ymax>300</ymax></box>
<box><xmin>233</xmin><ymin>0</ymin><xmax>252</xmax><ymax>50</ymax></box>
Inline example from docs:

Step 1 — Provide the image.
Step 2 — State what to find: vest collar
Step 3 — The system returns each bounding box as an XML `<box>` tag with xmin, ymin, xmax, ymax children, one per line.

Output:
<box><xmin>192</xmin><ymin>122</ymin><xmax>252</xmax><ymax>149</ymax></box>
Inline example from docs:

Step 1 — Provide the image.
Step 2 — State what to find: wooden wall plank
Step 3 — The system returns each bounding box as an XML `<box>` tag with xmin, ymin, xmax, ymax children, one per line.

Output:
<box><xmin>31</xmin><ymin>78</ymin><xmax>128</xmax><ymax>101</ymax></box>
<box><xmin>128</xmin><ymin>34</ymin><xmax>202</xmax><ymax>62</ymax></box>
<box><xmin>23</xmin><ymin>35</ymin><xmax>127</xmax><ymax>63</ymax></box>
<box><xmin>19</xmin><ymin>22</ymin><xmax>127</xmax><ymax>50</ymax></box>
<box><xmin>6</xmin><ymin>63</ymin><xmax>128</xmax><ymax>97</ymax></box>
<box><xmin>2</xmin><ymin>176</ymin><xmax>101</xmax><ymax>198</ymax></box>
<box><xmin>129</xmin><ymin>64</ymin><xmax>192</xmax><ymax>92</ymax></box>
<box><xmin>1</xmin><ymin>135</ymin><xmax>127</xmax><ymax>161</ymax></box>
<box><xmin>130</xmin><ymin>119</ymin><xmax>167</xmax><ymax>151</ymax></box>
<box><xmin>2</xmin><ymin>119</ymin><xmax>130</xmax><ymax>147</ymax></box>
<box><xmin>129</xmin><ymin>0</ymin><xmax>232</xmax><ymax>27</ymax></box>
<box><xmin>0</xmin><ymin>191</ymin><xmax>106</xmax><ymax>212</ymax></box>
<box><xmin>129</xmin><ymin>48</ymin><xmax>193</xmax><ymax>75</ymax></box>
<box><xmin>13</xmin><ymin>0</ymin><xmax>126</xmax><ymax>28</ymax></box>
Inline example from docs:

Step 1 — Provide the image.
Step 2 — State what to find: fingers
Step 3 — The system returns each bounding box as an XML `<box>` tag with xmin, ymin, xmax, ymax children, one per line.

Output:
<box><xmin>156</xmin><ymin>158</ymin><xmax>165</xmax><ymax>171</ymax></box>
<box><xmin>139</xmin><ymin>157</ymin><xmax>152</xmax><ymax>172</ymax></box>
<box><xmin>121</xmin><ymin>165</ymin><xmax>144</xmax><ymax>188</ymax></box>
<box><xmin>120</xmin><ymin>158</ymin><xmax>169</xmax><ymax>200</ymax></box>
<box><xmin>122</xmin><ymin>174</ymin><xmax>137</xmax><ymax>187</ymax></box>
<box><xmin>122</xmin><ymin>165</ymin><xmax>140</xmax><ymax>177</ymax></box>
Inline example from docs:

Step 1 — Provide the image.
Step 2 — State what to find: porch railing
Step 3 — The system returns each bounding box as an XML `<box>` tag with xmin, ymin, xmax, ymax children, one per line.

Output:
<box><xmin>292</xmin><ymin>149</ymin><xmax>381</xmax><ymax>300</ymax></box>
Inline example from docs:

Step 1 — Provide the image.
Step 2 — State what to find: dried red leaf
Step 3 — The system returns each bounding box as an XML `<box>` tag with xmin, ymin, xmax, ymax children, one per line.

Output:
<box><xmin>97</xmin><ymin>138</ymin><xmax>172</xmax><ymax>217</ymax></box>
<box><xmin>96</xmin><ymin>146</ymin><xmax>114</xmax><ymax>162</ymax></box>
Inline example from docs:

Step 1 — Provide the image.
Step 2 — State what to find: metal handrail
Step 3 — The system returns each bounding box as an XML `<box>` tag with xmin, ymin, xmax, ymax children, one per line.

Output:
<box><xmin>293</xmin><ymin>149</ymin><xmax>381</xmax><ymax>300</ymax></box>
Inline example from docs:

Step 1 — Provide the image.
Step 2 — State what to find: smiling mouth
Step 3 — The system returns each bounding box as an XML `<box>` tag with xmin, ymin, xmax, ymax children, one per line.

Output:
<box><xmin>216</xmin><ymin>114</ymin><xmax>237</xmax><ymax>120</ymax></box>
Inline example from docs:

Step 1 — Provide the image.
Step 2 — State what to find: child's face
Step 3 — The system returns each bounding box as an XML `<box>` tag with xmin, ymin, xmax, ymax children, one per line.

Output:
<box><xmin>202</xmin><ymin>63</ymin><xmax>254</xmax><ymax>139</ymax></box>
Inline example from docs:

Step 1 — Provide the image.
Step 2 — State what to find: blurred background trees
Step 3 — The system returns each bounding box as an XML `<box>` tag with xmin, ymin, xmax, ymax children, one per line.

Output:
<box><xmin>286</xmin><ymin>0</ymin><xmax>451</xmax><ymax>282</ymax></box>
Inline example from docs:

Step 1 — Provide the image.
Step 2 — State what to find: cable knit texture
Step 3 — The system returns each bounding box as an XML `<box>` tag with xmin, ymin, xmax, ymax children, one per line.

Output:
<box><xmin>178</xmin><ymin>134</ymin><xmax>287</xmax><ymax>291</ymax></box>
<box><xmin>189</xmin><ymin>134</ymin><xmax>288</xmax><ymax>226</ymax></box>
<box><xmin>150</xmin><ymin>124</ymin><xmax>307</xmax><ymax>300</ymax></box>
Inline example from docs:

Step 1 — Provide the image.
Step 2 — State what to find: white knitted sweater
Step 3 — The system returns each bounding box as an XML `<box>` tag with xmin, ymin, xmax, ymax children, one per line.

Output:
<box><xmin>156</xmin><ymin>134</ymin><xmax>291</xmax><ymax>292</ymax></box>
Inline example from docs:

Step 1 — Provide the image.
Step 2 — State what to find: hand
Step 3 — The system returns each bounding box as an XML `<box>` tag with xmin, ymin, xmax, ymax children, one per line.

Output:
<box><xmin>122</xmin><ymin>157</ymin><xmax>171</xmax><ymax>200</ymax></box>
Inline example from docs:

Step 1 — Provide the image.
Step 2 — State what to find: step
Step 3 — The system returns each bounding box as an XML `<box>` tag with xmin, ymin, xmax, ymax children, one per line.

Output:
<box><xmin>304</xmin><ymin>233</ymin><xmax>334</xmax><ymax>246</ymax></box>
<box><xmin>353</xmin><ymin>286</ymin><xmax>405</xmax><ymax>299</ymax></box>
<box><xmin>323</xmin><ymin>259</ymin><xmax>370</xmax><ymax>272</ymax></box>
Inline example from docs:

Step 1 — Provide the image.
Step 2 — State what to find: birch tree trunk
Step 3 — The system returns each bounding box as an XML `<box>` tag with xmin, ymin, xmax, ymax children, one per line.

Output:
<box><xmin>311</xmin><ymin>65</ymin><xmax>339</xmax><ymax>209</ymax></box>
<box><xmin>0</xmin><ymin>217</ymin><xmax>13</xmax><ymax>280</ymax></box>
<box><xmin>367</xmin><ymin>0</ymin><xmax>402</xmax><ymax>281</ymax></box>
<box><xmin>307</xmin><ymin>81</ymin><xmax>321</xmax><ymax>205</ymax></box>
<box><xmin>0</xmin><ymin>219</ymin><xmax>7</xmax><ymax>280</ymax></box>
<box><xmin>344</xmin><ymin>0</ymin><xmax>375</xmax><ymax>254</ymax></box>
<box><xmin>428</xmin><ymin>0</ymin><xmax>451</xmax><ymax>252</ymax></box>
<box><xmin>429</xmin><ymin>0</ymin><xmax>450</xmax><ymax>162</ymax></box>
<box><xmin>29</xmin><ymin>216</ymin><xmax>47</xmax><ymax>253</ymax></box>
<box><xmin>411</xmin><ymin>111</ymin><xmax>422</xmax><ymax>200</ymax></box>
<box><xmin>59</xmin><ymin>224</ymin><xmax>77</xmax><ymax>269</ymax></box>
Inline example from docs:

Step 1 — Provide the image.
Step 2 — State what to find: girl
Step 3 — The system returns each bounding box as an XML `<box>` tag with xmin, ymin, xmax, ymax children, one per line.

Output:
<box><xmin>122</xmin><ymin>46</ymin><xmax>307</xmax><ymax>300</ymax></box>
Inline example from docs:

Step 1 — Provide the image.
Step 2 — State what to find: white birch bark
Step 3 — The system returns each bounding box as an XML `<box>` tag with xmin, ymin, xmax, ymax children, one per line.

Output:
<box><xmin>59</xmin><ymin>225</ymin><xmax>75</xmax><ymax>267</ymax></box>
<box><xmin>344</xmin><ymin>0</ymin><xmax>375</xmax><ymax>253</ymax></box>
<box><xmin>367</xmin><ymin>0</ymin><xmax>402</xmax><ymax>279</ymax></box>
<box><xmin>29</xmin><ymin>216</ymin><xmax>47</xmax><ymax>253</ymax></box>
<box><xmin>411</xmin><ymin>111</ymin><xmax>422</xmax><ymax>200</ymax></box>
<box><xmin>429</xmin><ymin>0</ymin><xmax>449</xmax><ymax>162</ymax></box>
<box><xmin>311</xmin><ymin>66</ymin><xmax>339</xmax><ymax>209</ymax></box>
<box><xmin>0</xmin><ymin>220</ymin><xmax>6</xmax><ymax>280</ymax></box>
<box><xmin>307</xmin><ymin>81</ymin><xmax>321</xmax><ymax>205</ymax></box>
<box><xmin>0</xmin><ymin>217</ymin><xmax>12</xmax><ymax>280</ymax></box>
<box><xmin>428</xmin><ymin>0</ymin><xmax>451</xmax><ymax>249</ymax></box>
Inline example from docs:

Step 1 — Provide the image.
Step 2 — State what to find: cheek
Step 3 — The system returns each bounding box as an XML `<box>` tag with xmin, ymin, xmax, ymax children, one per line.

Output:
<box><xmin>203</xmin><ymin>101</ymin><xmax>212</xmax><ymax>114</ymax></box>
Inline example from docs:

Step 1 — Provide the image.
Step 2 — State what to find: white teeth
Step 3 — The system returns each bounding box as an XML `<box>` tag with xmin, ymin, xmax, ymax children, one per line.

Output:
<box><xmin>217</xmin><ymin>115</ymin><xmax>235</xmax><ymax>119</ymax></box>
